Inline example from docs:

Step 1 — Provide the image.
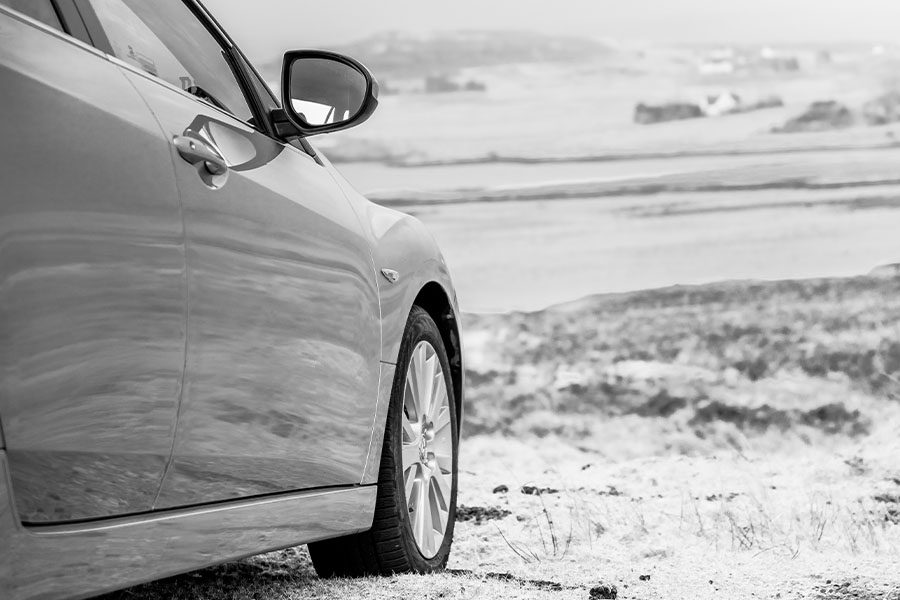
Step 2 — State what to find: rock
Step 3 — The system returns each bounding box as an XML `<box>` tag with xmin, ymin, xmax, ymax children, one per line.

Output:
<box><xmin>742</xmin><ymin>95</ymin><xmax>785</xmax><ymax>112</ymax></box>
<box><xmin>639</xmin><ymin>574</ymin><xmax>651</xmax><ymax>581</ymax></box>
<box><xmin>492</xmin><ymin>484</ymin><xmax>509</xmax><ymax>494</ymax></box>
<box><xmin>521</xmin><ymin>485</ymin><xmax>560</xmax><ymax>496</ymax></box>
<box><xmin>633</xmin><ymin>389</ymin><xmax>688</xmax><ymax>418</ymax></box>
<box><xmin>455</xmin><ymin>505</ymin><xmax>512</xmax><ymax>523</ymax></box>
<box><xmin>425</xmin><ymin>75</ymin><xmax>461</xmax><ymax>94</ymax></box>
<box><xmin>873</xmin><ymin>493</ymin><xmax>900</xmax><ymax>504</ymax></box>
<box><xmin>774</xmin><ymin>100</ymin><xmax>854</xmax><ymax>133</ymax></box>
<box><xmin>862</xmin><ymin>91</ymin><xmax>900</xmax><ymax>125</ymax></box>
<box><xmin>844</xmin><ymin>456</ymin><xmax>868</xmax><ymax>475</ymax></box>
<box><xmin>424</xmin><ymin>75</ymin><xmax>490</xmax><ymax>94</ymax></box>
<box><xmin>634</xmin><ymin>101</ymin><xmax>704</xmax><ymax>125</ymax></box>
<box><xmin>706</xmin><ymin>492</ymin><xmax>740</xmax><ymax>502</ymax></box>
<box><xmin>589</xmin><ymin>583</ymin><xmax>618</xmax><ymax>599</ymax></box>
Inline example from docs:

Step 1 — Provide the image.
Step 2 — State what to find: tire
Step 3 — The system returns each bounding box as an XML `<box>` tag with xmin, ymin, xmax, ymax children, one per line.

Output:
<box><xmin>308</xmin><ymin>306</ymin><xmax>459</xmax><ymax>577</ymax></box>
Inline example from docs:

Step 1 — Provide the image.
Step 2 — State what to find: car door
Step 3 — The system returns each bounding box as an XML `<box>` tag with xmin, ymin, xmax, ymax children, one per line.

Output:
<box><xmin>84</xmin><ymin>0</ymin><xmax>382</xmax><ymax>508</ymax></box>
<box><xmin>0</xmin><ymin>2</ymin><xmax>185</xmax><ymax>522</ymax></box>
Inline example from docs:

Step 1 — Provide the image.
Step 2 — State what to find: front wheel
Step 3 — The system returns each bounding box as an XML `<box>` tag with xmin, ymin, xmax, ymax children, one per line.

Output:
<box><xmin>309</xmin><ymin>306</ymin><xmax>459</xmax><ymax>576</ymax></box>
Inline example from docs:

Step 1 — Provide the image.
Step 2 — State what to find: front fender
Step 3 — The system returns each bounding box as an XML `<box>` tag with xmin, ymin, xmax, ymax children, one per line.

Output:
<box><xmin>320</xmin><ymin>156</ymin><xmax>460</xmax><ymax>364</ymax></box>
<box><xmin>321</xmin><ymin>158</ymin><xmax>464</xmax><ymax>484</ymax></box>
<box><xmin>364</xmin><ymin>204</ymin><xmax>459</xmax><ymax>364</ymax></box>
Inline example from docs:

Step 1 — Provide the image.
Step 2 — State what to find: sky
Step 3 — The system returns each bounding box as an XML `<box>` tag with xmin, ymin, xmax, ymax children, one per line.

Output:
<box><xmin>208</xmin><ymin>0</ymin><xmax>900</xmax><ymax>68</ymax></box>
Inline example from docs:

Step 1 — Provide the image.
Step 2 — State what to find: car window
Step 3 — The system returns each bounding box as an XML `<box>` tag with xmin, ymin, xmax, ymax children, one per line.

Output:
<box><xmin>0</xmin><ymin>0</ymin><xmax>63</xmax><ymax>30</ymax></box>
<box><xmin>89</xmin><ymin>0</ymin><xmax>253</xmax><ymax>123</ymax></box>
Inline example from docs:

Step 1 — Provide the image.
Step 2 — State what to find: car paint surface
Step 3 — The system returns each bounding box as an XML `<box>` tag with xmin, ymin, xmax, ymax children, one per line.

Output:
<box><xmin>122</xmin><ymin>66</ymin><xmax>383</xmax><ymax>507</ymax></box>
<box><xmin>0</xmin><ymin>451</ymin><xmax>378</xmax><ymax>600</ymax></box>
<box><xmin>0</xmin><ymin>10</ymin><xmax>186</xmax><ymax>523</ymax></box>
<box><xmin>316</xmin><ymin>155</ymin><xmax>465</xmax><ymax>489</ymax></box>
<box><xmin>323</xmin><ymin>156</ymin><xmax>462</xmax><ymax>365</ymax></box>
<box><xmin>0</xmin><ymin>2</ymin><xmax>462</xmax><ymax>598</ymax></box>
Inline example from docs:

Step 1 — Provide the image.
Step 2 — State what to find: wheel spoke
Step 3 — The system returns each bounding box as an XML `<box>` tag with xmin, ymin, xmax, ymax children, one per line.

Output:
<box><xmin>404</xmin><ymin>371</ymin><xmax>419</xmax><ymax>422</ymax></box>
<box><xmin>413</xmin><ymin>346</ymin><xmax>427</xmax><ymax>415</ymax></box>
<box><xmin>433</xmin><ymin>450</ymin><xmax>453</xmax><ymax>472</ymax></box>
<box><xmin>433</xmin><ymin>411</ymin><xmax>452</xmax><ymax>454</ymax></box>
<box><xmin>419</xmin><ymin>354</ymin><xmax>435</xmax><ymax>422</ymax></box>
<box><xmin>430</xmin><ymin>465</ymin><xmax>451</xmax><ymax>508</ymax></box>
<box><xmin>401</xmin><ymin>411</ymin><xmax>416</xmax><ymax>442</ymax></box>
<box><xmin>432</xmin><ymin>405</ymin><xmax>451</xmax><ymax>435</ymax></box>
<box><xmin>429</xmin><ymin>368</ymin><xmax>446</xmax><ymax>421</ymax></box>
<box><xmin>415</xmin><ymin>478</ymin><xmax>429</xmax><ymax>551</ymax></box>
<box><xmin>402</xmin><ymin>442</ymin><xmax>419</xmax><ymax>470</ymax></box>
<box><xmin>404</xmin><ymin>464</ymin><xmax>418</xmax><ymax>505</ymax></box>
<box><xmin>429</xmin><ymin>477</ymin><xmax>449</xmax><ymax>535</ymax></box>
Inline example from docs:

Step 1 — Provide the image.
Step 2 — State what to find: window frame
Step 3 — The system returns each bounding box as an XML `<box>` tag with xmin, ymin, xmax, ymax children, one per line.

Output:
<box><xmin>79</xmin><ymin>0</ymin><xmax>268</xmax><ymax>132</ymax></box>
<box><xmin>193</xmin><ymin>0</ymin><xmax>318</xmax><ymax>158</ymax></box>
<box><xmin>55</xmin><ymin>0</ymin><xmax>94</xmax><ymax>44</ymax></box>
<box><xmin>184</xmin><ymin>0</ymin><xmax>320</xmax><ymax>157</ymax></box>
<box><xmin>0</xmin><ymin>0</ymin><xmax>92</xmax><ymax>44</ymax></box>
<box><xmin>0</xmin><ymin>0</ymin><xmax>62</xmax><ymax>31</ymax></box>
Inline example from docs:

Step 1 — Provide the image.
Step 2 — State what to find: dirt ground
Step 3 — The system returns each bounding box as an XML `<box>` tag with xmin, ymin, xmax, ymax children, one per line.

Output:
<box><xmin>101</xmin><ymin>437</ymin><xmax>900</xmax><ymax>600</ymax></box>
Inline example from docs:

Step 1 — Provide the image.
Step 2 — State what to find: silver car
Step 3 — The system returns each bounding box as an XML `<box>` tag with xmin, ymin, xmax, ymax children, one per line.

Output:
<box><xmin>0</xmin><ymin>1</ymin><xmax>463</xmax><ymax>598</ymax></box>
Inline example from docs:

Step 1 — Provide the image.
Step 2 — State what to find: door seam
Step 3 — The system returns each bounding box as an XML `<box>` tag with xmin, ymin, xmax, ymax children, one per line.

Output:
<box><xmin>116</xmin><ymin>66</ymin><xmax>192</xmax><ymax>510</ymax></box>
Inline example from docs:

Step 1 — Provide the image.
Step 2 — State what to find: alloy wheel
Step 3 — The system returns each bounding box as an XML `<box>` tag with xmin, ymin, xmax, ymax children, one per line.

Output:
<box><xmin>400</xmin><ymin>340</ymin><xmax>454</xmax><ymax>558</ymax></box>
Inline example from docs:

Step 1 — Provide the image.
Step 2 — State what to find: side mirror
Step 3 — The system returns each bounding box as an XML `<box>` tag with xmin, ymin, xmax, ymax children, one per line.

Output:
<box><xmin>279</xmin><ymin>50</ymin><xmax>379</xmax><ymax>137</ymax></box>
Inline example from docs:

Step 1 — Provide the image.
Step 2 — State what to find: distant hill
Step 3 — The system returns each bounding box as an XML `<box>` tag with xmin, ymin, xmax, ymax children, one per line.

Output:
<box><xmin>343</xmin><ymin>30</ymin><xmax>610</xmax><ymax>75</ymax></box>
<box><xmin>264</xmin><ymin>30</ymin><xmax>612</xmax><ymax>80</ymax></box>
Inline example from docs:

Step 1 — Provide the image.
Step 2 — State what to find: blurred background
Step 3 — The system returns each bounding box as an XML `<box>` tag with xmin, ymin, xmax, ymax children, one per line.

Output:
<box><xmin>207</xmin><ymin>0</ymin><xmax>900</xmax><ymax>315</ymax></box>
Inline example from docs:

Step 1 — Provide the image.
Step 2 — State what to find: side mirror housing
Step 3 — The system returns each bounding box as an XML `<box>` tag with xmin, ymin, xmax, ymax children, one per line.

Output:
<box><xmin>279</xmin><ymin>50</ymin><xmax>379</xmax><ymax>137</ymax></box>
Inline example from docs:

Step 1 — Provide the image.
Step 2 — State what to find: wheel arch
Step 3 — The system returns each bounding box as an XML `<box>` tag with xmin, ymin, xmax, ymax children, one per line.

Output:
<box><xmin>412</xmin><ymin>282</ymin><xmax>464</xmax><ymax>432</ymax></box>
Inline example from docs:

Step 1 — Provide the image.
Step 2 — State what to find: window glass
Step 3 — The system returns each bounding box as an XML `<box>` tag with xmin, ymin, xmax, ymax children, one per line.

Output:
<box><xmin>90</xmin><ymin>0</ymin><xmax>253</xmax><ymax>123</ymax></box>
<box><xmin>0</xmin><ymin>0</ymin><xmax>63</xmax><ymax>30</ymax></box>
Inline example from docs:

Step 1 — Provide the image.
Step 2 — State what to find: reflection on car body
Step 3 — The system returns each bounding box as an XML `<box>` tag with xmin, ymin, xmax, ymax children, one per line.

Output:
<box><xmin>0</xmin><ymin>1</ymin><xmax>463</xmax><ymax>598</ymax></box>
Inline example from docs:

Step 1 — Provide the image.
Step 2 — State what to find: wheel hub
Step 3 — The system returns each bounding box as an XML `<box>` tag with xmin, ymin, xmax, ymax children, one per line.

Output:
<box><xmin>418</xmin><ymin>436</ymin><xmax>428</xmax><ymax>463</ymax></box>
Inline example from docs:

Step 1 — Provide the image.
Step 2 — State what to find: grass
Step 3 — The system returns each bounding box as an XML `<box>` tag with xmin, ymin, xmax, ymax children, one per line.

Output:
<box><xmin>463</xmin><ymin>276</ymin><xmax>900</xmax><ymax>443</ymax></box>
<box><xmin>104</xmin><ymin>274</ymin><xmax>900</xmax><ymax>600</ymax></box>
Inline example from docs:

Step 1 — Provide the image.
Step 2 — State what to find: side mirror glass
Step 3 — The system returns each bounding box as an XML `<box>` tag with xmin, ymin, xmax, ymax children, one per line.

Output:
<box><xmin>280</xmin><ymin>50</ymin><xmax>379</xmax><ymax>136</ymax></box>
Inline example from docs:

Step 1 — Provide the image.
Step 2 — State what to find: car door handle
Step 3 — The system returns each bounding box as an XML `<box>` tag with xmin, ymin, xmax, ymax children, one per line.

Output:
<box><xmin>173</xmin><ymin>134</ymin><xmax>228</xmax><ymax>175</ymax></box>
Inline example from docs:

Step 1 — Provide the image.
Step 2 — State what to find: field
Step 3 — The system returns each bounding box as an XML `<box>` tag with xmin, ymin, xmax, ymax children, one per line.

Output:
<box><xmin>328</xmin><ymin>41</ymin><xmax>900</xmax><ymax>313</ymax></box>
<box><xmin>340</xmin><ymin>152</ymin><xmax>900</xmax><ymax>313</ymax></box>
